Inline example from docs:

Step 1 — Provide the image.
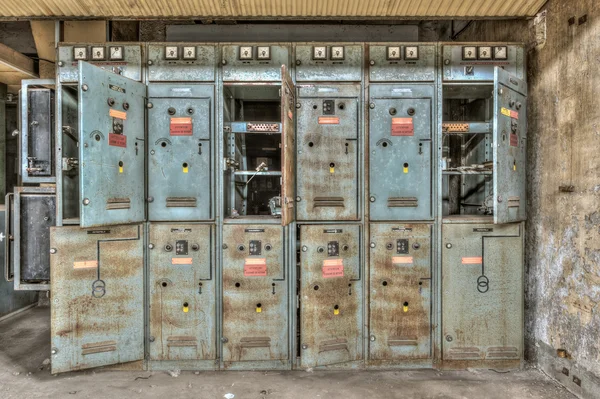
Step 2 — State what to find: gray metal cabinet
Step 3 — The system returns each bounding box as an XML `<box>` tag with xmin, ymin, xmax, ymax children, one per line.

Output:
<box><xmin>442</xmin><ymin>222</ymin><xmax>523</xmax><ymax>364</ymax></box>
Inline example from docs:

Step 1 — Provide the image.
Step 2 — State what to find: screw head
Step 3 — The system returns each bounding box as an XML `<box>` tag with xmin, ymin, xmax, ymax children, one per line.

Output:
<box><xmin>301</xmin><ymin>344</ymin><xmax>308</xmax><ymax>349</ymax></box>
<box><xmin>446</xmin><ymin>335</ymin><xmax>453</xmax><ymax>342</ymax></box>
<box><xmin>51</xmin><ymin>348</ymin><xmax>58</xmax><ymax>355</ymax></box>
<box><xmin>221</xmin><ymin>59</ymin><xmax>227</xmax><ymax>65</ymax></box>
<box><xmin>301</xmin><ymin>245</ymin><xmax>308</xmax><ymax>252</ymax></box>
<box><xmin>296</xmin><ymin>102</ymin><xmax>301</xmax><ymax>109</ymax></box>
<box><xmin>191</xmin><ymin>244</ymin><xmax>200</xmax><ymax>251</ymax></box>
<box><xmin>148</xmin><ymin>244</ymin><xmax>154</xmax><ymax>249</ymax></box>
<box><xmin>50</xmin><ymin>248</ymin><xmax>57</xmax><ymax>254</ymax></box>
<box><xmin>222</xmin><ymin>244</ymin><xmax>228</xmax><ymax>249</ymax></box>
<box><xmin>148</xmin><ymin>60</ymin><xmax>153</xmax><ymax>66</ymax></box>
<box><xmin>296</xmin><ymin>196</ymin><xmax>301</xmax><ymax>202</ymax></box>
<box><xmin>81</xmin><ymin>84</ymin><xmax>88</xmax><ymax>92</ymax></box>
<box><xmin>221</xmin><ymin>337</ymin><xmax>228</xmax><ymax>343</ymax></box>
<box><xmin>444</xmin><ymin>59</ymin><xmax>450</xmax><ymax>65</ymax></box>
<box><xmin>446</xmin><ymin>243</ymin><xmax>452</xmax><ymax>249</ymax></box>
<box><xmin>369</xmin><ymin>60</ymin><xmax>375</xmax><ymax>66</ymax></box>
<box><xmin>147</xmin><ymin>102</ymin><xmax>153</xmax><ymax>109</ymax></box>
<box><xmin>370</xmin><ymin>335</ymin><xmax>376</xmax><ymax>342</ymax></box>
<box><xmin>296</xmin><ymin>60</ymin><xmax>301</xmax><ymax>66</ymax></box>
<box><xmin>369</xmin><ymin>103</ymin><xmax>375</xmax><ymax>109</ymax></box>
<box><xmin>82</xmin><ymin>198</ymin><xmax>90</xmax><ymax>206</ymax></box>
<box><xmin>150</xmin><ymin>150</ymin><xmax>155</xmax><ymax>155</ymax></box>
<box><xmin>369</xmin><ymin>196</ymin><xmax>376</xmax><ymax>202</ymax></box>
<box><xmin>58</xmin><ymin>61</ymin><xmax>64</xmax><ymax>67</ymax></box>
<box><xmin>147</xmin><ymin>197</ymin><xmax>154</xmax><ymax>203</ymax></box>
<box><xmin>149</xmin><ymin>336</ymin><xmax>155</xmax><ymax>342</ymax></box>
<box><xmin>370</xmin><ymin>242</ymin><xmax>376</xmax><ymax>248</ymax></box>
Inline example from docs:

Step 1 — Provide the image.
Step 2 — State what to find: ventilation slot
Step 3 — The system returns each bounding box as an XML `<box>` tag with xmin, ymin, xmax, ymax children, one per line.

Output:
<box><xmin>240</xmin><ymin>337</ymin><xmax>271</xmax><ymax>348</ymax></box>
<box><xmin>81</xmin><ymin>340</ymin><xmax>117</xmax><ymax>355</ymax></box>
<box><xmin>106</xmin><ymin>198</ymin><xmax>131</xmax><ymax>210</ymax></box>
<box><xmin>166</xmin><ymin>197</ymin><xmax>197</xmax><ymax>208</ymax></box>
<box><xmin>388</xmin><ymin>336</ymin><xmax>418</xmax><ymax>347</ymax></box>
<box><xmin>486</xmin><ymin>346</ymin><xmax>519</xmax><ymax>359</ymax></box>
<box><xmin>167</xmin><ymin>336</ymin><xmax>198</xmax><ymax>348</ymax></box>
<box><xmin>388</xmin><ymin>197</ymin><xmax>418</xmax><ymax>208</ymax></box>
<box><xmin>314</xmin><ymin>197</ymin><xmax>345</xmax><ymax>208</ymax></box>
<box><xmin>319</xmin><ymin>338</ymin><xmax>349</xmax><ymax>353</ymax></box>
<box><xmin>507</xmin><ymin>196</ymin><xmax>520</xmax><ymax>208</ymax></box>
<box><xmin>446</xmin><ymin>347</ymin><xmax>481</xmax><ymax>360</ymax></box>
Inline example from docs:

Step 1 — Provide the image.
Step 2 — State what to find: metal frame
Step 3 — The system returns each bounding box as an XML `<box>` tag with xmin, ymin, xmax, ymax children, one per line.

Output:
<box><xmin>19</xmin><ymin>79</ymin><xmax>56</xmax><ymax>184</ymax></box>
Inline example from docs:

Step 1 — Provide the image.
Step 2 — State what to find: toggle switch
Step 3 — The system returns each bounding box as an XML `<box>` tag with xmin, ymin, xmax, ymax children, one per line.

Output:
<box><xmin>182</xmin><ymin>162</ymin><xmax>189</xmax><ymax>173</ymax></box>
<box><xmin>403</xmin><ymin>301</ymin><xmax>409</xmax><ymax>313</ymax></box>
<box><xmin>403</xmin><ymin>163</ymin><xmax>409</xmax><ymax>174</ymax></box>
<box><xmin>183</xmin><ymin>302</ymin><xmax>189</xmax><ymax>313</ymax></box>
<box><xmin>329</xmin><ymin>162</ymin><xmax>335</xmax><ymax>174</ymax></box>
<box><xmin>333</xmin><ymin>304</ymin><xmax>340</xmax><ymax>315</ymax></box>
<box><xmin>118</xmin><ymin>161</ymin><xmax>124</xmax><ymax>173</ymax></box>
<box><xmin>256</xmin><ymin>303</ymin><xmax>262</xmax><ymax>313</ymax></box>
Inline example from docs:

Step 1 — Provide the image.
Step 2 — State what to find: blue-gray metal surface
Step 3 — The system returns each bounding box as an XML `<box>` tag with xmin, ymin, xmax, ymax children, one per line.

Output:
<box><xmin>221</xmin><ymin>224</ymin><xmax>289</xmax><ymax>369</ymax></box>
<box><xmin>368</xmin><ymin>44</ymin><xmax>436</xmax><ymax>82</ymax></box>
<box><xmin>441</xmin><ymin>222</ymin><xmax>523</xmax><ymax>365</ymax></box>
<box><xmin>147</xmin><ymin>44</ymin><xmax>216</xmax><ymax>82</ymax></box>
<box><xmin>20</xmin><ymin>80</ymin><xmax>56</xmax><ymax>183</ymax></box>
<box><xmin>147</xmin><ymin>84</ymin><xmax>213</xmax><ymax>221</ymax></box>
<box><xmin>12</xmin><ymin>186</ymin><xmax>55</xmax><ymax>291</ymax></box>
<box><xmin>221</xmin><ymin>45</ymin><xmax>290</xmax><ymax>82</ymax></box>
<box><xmin>0</xmin><ymin>205</ymin><xmax>37</xmax><ymax>317</ymax></box>
<box><xmin>368</xmin><ymin>84</ymin><xmax>434</xmax><ymax>221</ymax></box>
<box><xmin>299</xmin><ymin>224</ymin><xmax>362</xmax><ymax>368</ymax></box>
<box><xmin>369</xmin><ymin>223</ymin><xmax>431</xmax><ymax>363</ymax></box>
<box><xmin>57</xmin><ymin>44</ymin><xmax>143</xmax><ymax>83</ymax></box>
<box><xmin>295</xmin><ymin>44</ymin><xmax>363</xmax><ymax>82</ymax></box>
<box><xmin>493</xmin><ymin>67</ymin><xmax>527</xmax><ymax>224</ymax></box>
<box><xmin>148</xmin><ymin>223</ymin><xmax>216</xmax><ymax>369</ymax></box>
<box><xmin>50</xmin><ymin>224</ymin><xmax>144</xmax><ymax>374</ymax></box>
<box><xmin>296</xmin><ymin>84</ymin><xmax>361</xmax><ymax>221</ymax></box>
<box><xmin>441</xmin><ymin>44</ymin><xmax>525</xmax><ymax>81</ymax></box>
<box><xmin>78</xmin><ymin>61</ymin><xmax>146</xmax><ymax>228</ymax></box>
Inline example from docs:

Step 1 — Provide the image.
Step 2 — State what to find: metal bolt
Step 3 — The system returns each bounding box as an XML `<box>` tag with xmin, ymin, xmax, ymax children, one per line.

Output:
<box><xmin>147</xmin><ymin>60</ymin><xmax>153</xmax><ymax>66</ymax></box>
<box><xmin>221</xmin><ymin>60</ymin><xmax>227</xmax><ymax>65</ymax></box>
<box><xmin>296</xmin><ymin>196</ymin><xmax>301</xmax><ymax>202</ymax></box>
<box><xmin>147</xmin><ymin>102</ymin><xmax>153</xmax><ymax>109</ymax></box>
<box><xmin>296</xmin><ymin>60</ymin><xmax>301</xmax><ymax>66</ymax></box>
<box><xmin>446</xmin><ymin>243</ymin><xmax>452</xmax><ymax>249</ymax></box>
<box><xmin>50</xmin><ymin>248</ymin><xmax>57</xmax><ymax>254</ymax></box>
<box><xmin>82</xmin><ymin>198</ymin><xmax>90</xmax><ymax>206</ymax></box>
<box><xmin>83</xmin><ymin>143</ymin><xmax>88</xmax><ymax>148</ymax></box>
<box><xmin>369</xmin><ymin>103</ymin><xmax>375</xmax><ymax>109</ymax></box>
<box><xmin>51</xmin><ymin>348</ymin><xmax>58</xmax><ymax>355</ymax></box>
<box><xmin>222</xmin><ymin>244</ymin><xmax>228</xmax><ymax>249</ymax></box>
<box><xmin>149</xmin><ymin>336</ymin><xmax>155</xmax><ymax>342</ymax></box>
<box><xmin>191</xmin><ymin>244</ymin><xmax>199</xmax><ymax>251</ymax></box>
<box><xmin>498</xmin><ymin>88</ymin><xmax>504</xmax><ymax>95</ymax></box>
<box><xmin>221</xmin><ymin>337</ymin><xmax>228</xmax><ymax>343</ymax></box>
<box><xmin>44</xmin><ymin>216</ymin><xmax>49</xmax><ymax>221</ymax></box>
<box><xmin>147</xmin><ymin>197</ymin><xmax>154</xmax><ymax>203</ymax></box>
<box><xmin>107</xmin><ymin>98</ymin><xmax>115</xmax><ymax>106</ymax></box>
<box><xmin>296</xmin><ymin>102</ymin><xmax>301</xmax><ymax>109</ymax></box>
<box><xmin>301</xmin><ymin>344</ymin><xmax>308</xmax><ymax>349</ymax></box>
<box><xmin>81</xmin><ymin>84</ymin><xmax>88</xmax><ymax>92</ymax></box>
<box><xmin>165</xmin><ymin>244</ymin><xmax>173</xmax><ymax>252</ymax></box>
<box><xmin>444</xmin><ymin>59</ymin><xmax>450</xmax><ymax>65</ymax></box>
<box><xmin>446</xmin><ymin>335</ymin><xmax>453</xmax><ymax>342</ymax></box>
<box><xmin>150</xmin><ymin>150</ymin><xmax>155</xmax><ymax>155</ymax></box>
<box><xmin>516</xmin><ymin>102</ymin><xmax>522</xmax><ymax>110</ymax></box>
<box><xmin>369</xmin><ymin>196</ymin><xmax>376</xmax><ymax>202</ymax></box>
<box><xmin>497</xmin><ymin>195</ymin><xmax>503</xmax><ymax>203</ymax></box>
<box><xmin>58</xmin><ymin>61</ymin><xmax>64</xmax><ymax>67</ymax></box>
<box><xmin>148</xmin><ymin>244</ymin><xmax>154</xmax><ymax>249</ymax></box>
<box><xmin>369</xmin><ymin>60</ymin><xmax>375</xmax><ymax>66</ymax></box>
<box><xmin>370</xmin><ymin>242</ymin><xmax>376</xmax><ymax>248</ymax></box>
<box><xmin>301</xmin><ymin>245</ymin><xmax>308</xmax><ymax>252</ymax></box>
<box><xmin>370</xmin><ymin>335</ymin><xmax>376</xmax><ymax>342</ymax></box>
<box><xmin>123</xmin><ymin>102</ymin><xmax>129</xmax><ymax>111</ymax></box>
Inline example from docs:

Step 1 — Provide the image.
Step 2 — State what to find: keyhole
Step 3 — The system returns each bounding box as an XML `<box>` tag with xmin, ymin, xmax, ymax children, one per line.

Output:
<box><xmin>198</xmin><ymin>142</ymin><xmax>202</xmax><ymax>155</ymax></box>
<box><xmin>272</xmin><ymin>283</ymin><xmax>276</xmax><ymax>295</ymax></box>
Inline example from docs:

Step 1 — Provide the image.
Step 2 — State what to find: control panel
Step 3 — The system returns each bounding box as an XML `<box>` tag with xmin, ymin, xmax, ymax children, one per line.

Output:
<box><xmin>442</xmin><ymin>44</ymin><xmax>524</xmax><ymax>81</ymax></box>
<box><xmin>221</xmin><ymin>44</ymin><xmax>289</xmax><ymax>81</ymax></box>
<box><xmin>295</xmin><ymin>44</ymin><xmax>363</xmax><ymax>82</ymax></box>
<box><xmin>369</xmin><ymin>44</ymin><xmax>436</xmax><ymax>82</ymax></box>
<box><xmin>147</xmin><ymin>44</ymin><xmax>216</xmax><ymax>82</ymax></box>
<box><xmin>57</xmin><ymin>43</ymin><xmax>143</xmax><ymax>82</ymax></box>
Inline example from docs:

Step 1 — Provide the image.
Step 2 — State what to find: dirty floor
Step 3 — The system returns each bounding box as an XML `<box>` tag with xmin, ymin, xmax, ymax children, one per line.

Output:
<box><xmin>0</xmin><ymin>307</ymin><xmax>574</xmax><ymax>399</ymax></box>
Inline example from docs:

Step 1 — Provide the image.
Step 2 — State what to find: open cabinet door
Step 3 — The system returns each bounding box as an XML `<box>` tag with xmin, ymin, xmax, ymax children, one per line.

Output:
<box><xmin>493</xmin><ymin>67</ymin><xmax>527</xmax><ymax>224</ymax></box>
<box><xmin>78</xmin><ymin>62</ymin><xmax>146</xmax><ymax>228</ymax></box>
<box><xmin>280</xmin><ymin>65</ymin><xmax>296</xmax><ymax>226</ymax></box>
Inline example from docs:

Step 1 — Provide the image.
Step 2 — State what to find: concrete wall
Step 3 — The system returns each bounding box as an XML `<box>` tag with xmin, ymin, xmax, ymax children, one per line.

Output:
<box><xmin>461</xmin><ymin>1</ymin><xmax>600</xmax><ymax>397</ymax></box>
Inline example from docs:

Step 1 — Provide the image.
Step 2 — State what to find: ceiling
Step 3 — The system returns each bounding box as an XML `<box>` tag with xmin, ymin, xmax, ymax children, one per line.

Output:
<box><xmin>2</xmin><ymin>0</ymin><xmax>547</xmax><ymax>19</ymax></box>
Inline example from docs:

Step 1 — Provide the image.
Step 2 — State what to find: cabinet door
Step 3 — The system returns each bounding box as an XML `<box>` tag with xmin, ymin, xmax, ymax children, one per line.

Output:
<box><xmin>78</xmin><ymin>61</ymin><xmax>146</xmax><ymax>227</ymax></box>
<box><xmin>493</xmin><ymin>67</ymin><xmax>527</xmax><ymax>224</ymax></box>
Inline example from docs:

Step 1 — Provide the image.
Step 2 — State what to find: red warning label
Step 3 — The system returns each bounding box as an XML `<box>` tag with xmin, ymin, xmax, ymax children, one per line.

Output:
<box><xmin>391</xmin><ymin>118</ymin><xmax>414</xmax><ymax>136</ymax></box>
<box><xmin>108</xmin><ymin>133</ymin><xmax>127</xmax><ymax>148</ymax></box>
<box><xmin>244</xmin><ymin>258</ymin><xmax>267</xmax><ymax>276</ymax></box>
<box><xmin>510</xmin><ymin>133</ymin><xmax>518</xmax><ymax>147</ymax></box>
<box><xmin>322</xmin><ymin>259</ymin><xmax>344</xmax><ymax>278</ymax></box>
<box><xmin>170</xmin><ymin>117</ymin><xmax>193</xmax><ymax>136</ymax></box>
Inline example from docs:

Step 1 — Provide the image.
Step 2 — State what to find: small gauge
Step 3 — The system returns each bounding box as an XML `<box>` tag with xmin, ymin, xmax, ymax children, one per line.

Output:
<box><xmin>91</xmin><ymin>46</ymin><xmax>105</xmax><ymax>60</ymax></box>
<box><xmin>256</xmin><ymin>46</ymin><xmax>271</xmax><ymax>60</ymax></box>
<box><xmin>462</xmin><ymin>46</ymin><xmax>477</xmax><ymax>60</ymax></box>
<box><xmin>386</xmin><ymin>46</ymin><xmax>401</xmax><ymax>60</ymax></box>
<box><xmin>478</xmin><ymin>46</ymin><xmax>492</xmax><ymax>60</ymax></box>
<box><xmin>165</xmin><ymin>46</ymin><xmax>179</xmax><ymax>60</ymax></box>
<box><xmin>239</xmin><ymin>46</ymin><xmax>253</xmax><ymax>60</ymax></box>
<box><xmin>109</xmin><ymin>46</ymin><xmax>124</xmax><ymax>60</ymax></box>
<box><xmin>313</xmin><ymin>46</ymin><xmax>327</xmax><ymax>60</ymax></box>
<box><xmin>73</xmin><ymin>46</ymin><xmax>88</xmax><ymax>61</ymax></box>
<box><xmin>330</xmin><ymin>46</ymin><xmax>344</xmax><ymax>60</ymax></box>
<box><xmin>182</xmin><ymin>46</ymin><xmax>196</xmax><ymax>60</ymax></box>
<box><xmin>494</xmin><ymin>46</ymin><xmax>508</xmax><ymax>60</ymax></box>
<box><xmin>404</xmin><ymin>46</ymin><xmax>419</xmax><ymax>60</ymax></box>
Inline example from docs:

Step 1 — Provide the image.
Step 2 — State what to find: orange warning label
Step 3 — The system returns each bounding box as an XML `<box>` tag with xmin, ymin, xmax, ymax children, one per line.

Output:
<box><xmin>462</xmin><ymin>257</ymin><xmax>483</xmax><ymax>264</ymax></box>
<box><xmin>109</xmin><ymin>109</ymin><xmax>127</xmax><ymax>120</ymax></box>
<box><xmin>392</xmin><ymin>256</ymin><xmax>414</xmax><ymax>264</ymax></box>
<box><xmin>391</xmin><ymin>118</ymin><xmax>414</xmax><ymax>136</ymax></box>
<box><xmin>322</xmin><ymin>258</ymin><xmax>344</xmax><ymax>278</ymax></box>
<box><xmin>170</xmin><ymin>117</ymin><xmax>193</xmax><ymax>136</ymax></box>
<box><xmin>73</xmin><ymin>260</ymin><xmax>98</xmax><ymax>269</ymax></box>
<box><xmin>172</xmin><ymin>258</ymin><xmax>193</xmax><ymax>265</ymax></box>
<box><xmin>318</xmin><ymin>116</ymin><xmax>340</xmax><ymax>125</ymax></box>
<box><xmin>244</xmin><ymin>258</ymin><xmax>267</xmax><ymax>276</ymax></box>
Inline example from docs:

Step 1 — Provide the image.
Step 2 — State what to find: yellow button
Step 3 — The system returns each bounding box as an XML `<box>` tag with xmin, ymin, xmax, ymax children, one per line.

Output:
<box><xmin>183</xmin><ymin>162</ymin><xmax>189</xmax><ymax>173</ymax></box>
<box><xmin>256</xmin><ymin>307</ymin><xmax>262</xmax><ymax>313</ymax></box>
<box><xmin>403</xmin><ymin>303</ymin><xmax>409</xmax><ymax>313</ymax></box>
<box><xmin>183</xmin><ymin>306</ymin><xmax>189</xmax><ymax>313</ymax></box>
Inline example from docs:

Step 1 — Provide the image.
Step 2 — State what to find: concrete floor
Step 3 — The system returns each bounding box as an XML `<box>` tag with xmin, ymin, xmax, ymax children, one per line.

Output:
<box><xmin>0</xmin><ymin>307</ymin><xmax>574</xmax><ymax>399</ymax></box>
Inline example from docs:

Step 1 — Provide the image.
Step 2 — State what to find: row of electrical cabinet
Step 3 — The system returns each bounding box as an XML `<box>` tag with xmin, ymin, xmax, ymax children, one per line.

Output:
<box><xmin>47</xmin><ymin>221</ymin><xmax>523</xmax><ymax>373</ymax></box>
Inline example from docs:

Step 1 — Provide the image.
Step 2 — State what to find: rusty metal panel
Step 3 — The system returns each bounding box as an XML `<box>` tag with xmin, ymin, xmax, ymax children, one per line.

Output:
<box><xmin>493</xmin><ymin>67</ymin><xmax>527</xmax><ymax>224</ymax></box>
<box><xmin>369</xmin><ymin>223</ymin><xmax>431</xmax><ymax>361</ymax></box>
<box><xmin>442</xmin><ymin>223</ymin><xmax>523</xmax><ymax>364</ymax></box>
<box><xmin>442</xmin><ymin>44</ymin><xmax>525</xmax><ymax>81</ymax></box>
<box><xmin>295</xmin><ymin>44</ymin><xmax>362</xmax><ymax>82</ymax></box>
<box><xmin>368</xmin><ymin>44</ymin><xmax>436</xmax><ymax>82</ymax></box>
<box><xmin>222</xmin><ymin>44</ymin><xmax>290</xmax><ymax>82</ymax></box>
<box><xmin>296</xmin><ymin>84</ymin><xmax>360</xmax><ymax>221</ymax></box>
<box><xmin>50</xmin><ymin>224</ymin><xmax>144</xmax><ymax>374</ymax></box>
<box><xmin>221</xmin><ymin>224</ymin><xmax>289</xmax><ymax>369</ymax></box>
<box><xmin>369</xmin><ymin>84</ymin><xmax>433</xmax><ymax>221</ymax></box>
<box><xmin>280</xmin><ymin>66</ymin><xmax>296</xmax><ymax>226</ymax></box>
<box><xmin>57</xmin><ymin>44</ymin><xmax>142</xmax><ymax>83</ymax></box>
<box><xmin>299</xmin><ymin>225</ymin><xmax>362</xmax><ymax>368</ymax></box>
<box><xmin>148</xmin><ymin>44</ymin><xmax>216</xmax><ymax>82</ymax></box>
<box><xmin>147</xmin><ymin>84</ymin><xmax>213</xmax><ymax>221</ymax></box>
<box><xmin>148</xmin><ymin>224</ymin><xmax>216</xmax><ymax>367</ymax></box>
<box><xmin>3</xmin><ymin>1</ymin><xmax>548</xmax><ymax>18</ymax></box>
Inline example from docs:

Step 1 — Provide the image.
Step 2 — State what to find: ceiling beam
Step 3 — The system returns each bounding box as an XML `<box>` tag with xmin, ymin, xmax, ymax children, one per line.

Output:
<box><xmin>0</xmin><ymin>42</ymin><xmax>38</xmax><ymax>94</ymax></box>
